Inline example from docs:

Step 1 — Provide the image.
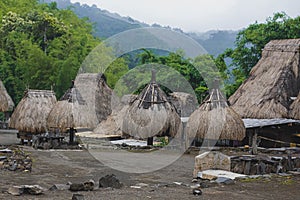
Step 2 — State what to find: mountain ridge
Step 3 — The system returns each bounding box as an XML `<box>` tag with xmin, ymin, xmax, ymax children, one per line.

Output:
<box><xmin>41</xmin><ymin>0</ymin><xmax>239</xmax><ymax>56</ymax></box>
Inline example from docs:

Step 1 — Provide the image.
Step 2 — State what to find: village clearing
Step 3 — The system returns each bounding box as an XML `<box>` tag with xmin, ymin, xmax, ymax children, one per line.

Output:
<box><xmin>0</xmin><ymin>137</ymin><xmax>300</xmax><ymax>199</ymax></box>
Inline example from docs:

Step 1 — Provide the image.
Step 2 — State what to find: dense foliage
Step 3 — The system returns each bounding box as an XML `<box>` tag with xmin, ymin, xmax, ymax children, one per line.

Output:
<box><xmin>218</xmin><ymin>12</ymin><xmax>300</xmax><ymax>96</ymax></box>
<box><xmin>0</xmin><ymin>0</ymin><xmax>99</xmax><ymax>102</ymax></box>
<box><xmin>2</xmin><ymin>0</ymin><xmax>300</xmax><ymax>108</ymax></box>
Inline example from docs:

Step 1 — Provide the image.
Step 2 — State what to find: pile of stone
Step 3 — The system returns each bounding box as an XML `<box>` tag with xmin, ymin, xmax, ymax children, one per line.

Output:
<box><xmin>231</xmin><ymin>154</ymin><xmax>300</xmax><ymax>175</ymax></box>
<box><xmin>0</xmin><ymin>146</ymin><xmax>32</xmax><ymax>172</ymax></box>
<box><xmin>193</xmin><ymin>150</ymin><xmax>300</xmax><ymax>177</ymax></box>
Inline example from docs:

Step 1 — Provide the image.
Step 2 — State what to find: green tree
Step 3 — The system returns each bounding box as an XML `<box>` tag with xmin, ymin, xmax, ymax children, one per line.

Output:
<box><xmin>0</xmin><ymin>0</ymin><xmax>100</xmax><ymax>102</ymax></box>
<box><xmin>218</xmin><ymin>12</ymin><xmax>300</xmax><ymax>96</ymax></box>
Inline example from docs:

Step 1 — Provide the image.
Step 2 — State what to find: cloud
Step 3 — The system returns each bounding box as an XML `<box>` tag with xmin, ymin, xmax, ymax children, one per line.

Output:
<box><xmin>72</xmin><ymin>0</ymin><xmax>300</xmax><ymax>32</ymax></box>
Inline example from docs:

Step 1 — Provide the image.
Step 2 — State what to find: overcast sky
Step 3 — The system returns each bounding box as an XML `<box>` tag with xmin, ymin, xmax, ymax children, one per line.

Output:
<box><xmin>71</xmin><ymin>0</ymin><xmax>300</xmax><ymax>32</ymax></box>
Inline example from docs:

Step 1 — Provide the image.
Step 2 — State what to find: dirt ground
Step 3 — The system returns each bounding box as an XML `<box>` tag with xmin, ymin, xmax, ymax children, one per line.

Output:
<box><xmin>1</xmin><ymin>134</ymin><xmax>300</xmax><ymax>199</ymax></box>
<box><xmin>0</xmin><ymin>146</ymin><xmax>300</xmax><ymax>200</ymax></box>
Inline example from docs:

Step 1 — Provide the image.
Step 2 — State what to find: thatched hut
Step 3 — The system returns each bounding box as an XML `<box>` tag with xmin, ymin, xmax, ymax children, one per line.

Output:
<box><xmin>9</xmin><ymin>90</ymin><xmax>57</xmax><ymax>134</ymax></box>
<box><xmin>122</xmin><ymin>71</ymin><xmax>181</xmax><ymax>145</ymax></box>
<box><xmin>73</xmin><ymin>73</ymin><xmax>112</xmax><ymax>129</ymax></box>
<box><xmin>47</xmin><ymin>85</ymin><xmax>76</xmax><ymax>133</ymax></box>
<box><xmin>229</xmin><ymin>39</ymin><xmax>300</xmax><ymax>118</ymax></box>
<box><xmin>186</xmin><ymin>87</ymin><xmax>245</xmax><ymax>144</ymax></box>
<box><xmin>93</xmin><ymin>94</ymin><xmax>136</xmax><ymax>136</ymax></box>
<box><xmin>0</xmin><ymin>80</ymin><xmax>14</xmax><ymax>112</ymax></box>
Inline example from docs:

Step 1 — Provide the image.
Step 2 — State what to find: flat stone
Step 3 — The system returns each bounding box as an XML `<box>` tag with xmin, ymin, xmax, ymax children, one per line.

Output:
<box><xmin>198</xmin><ymin>170</ymin><xmax>246</xmax><ymax>180</ymax></box>
<box><xmin>193</xmin><ymin>151</ymin><xmax>231</xmax><ymax>178</ymax></box>
<box><xmin>0</xmin><ymin>148</ymin><xmax>12</xmax><ymax>153</ymax></box>
<box><xmin>198</xmin><ymin>172</ymin><xmax>217</xmax><ymax>180</ymax></box>
<box><xmin>21</xmin><ymin>185</ymin><xmax>45</xmax><ymax>195</ymax></box>
<box><xmin>8</xmin><ymin>186</ymin><xmax>23</xmax><ymax>196</ymax></box>
<box><xmin>49</xmin><ymin>184</ymin><xmax>70</xmax><ymax>191</ymax></box>
<box><xmin>215</xmin><ymin>177</ymin><xmax>235</xmax><ymax>185</ymax></box>
<box><xmin>0</xmin><ymin>156</ymin><xmax>7</xmax><ymax>161</ymax></box>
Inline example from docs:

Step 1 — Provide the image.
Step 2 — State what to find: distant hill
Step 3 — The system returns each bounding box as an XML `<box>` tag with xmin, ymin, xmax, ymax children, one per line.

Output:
<box><xmin>41</xmin><ymin>0</ymin><xmax>239</xmax><ymax>56</ymax></box>
<box><xmin>189</xmin><ymin>30</ymin><xmax>238</xmax><ymax>56</ymax></box>
<box><xmin>41</xmin><ymin>0</ymin><xmax>147</xmax><ymax>38</ymax></box>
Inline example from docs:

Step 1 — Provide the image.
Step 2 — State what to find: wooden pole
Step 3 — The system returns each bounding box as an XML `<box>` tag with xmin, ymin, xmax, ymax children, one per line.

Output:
<box><xmin>69</xmin><ymin>127</ymin><xmax>75</xmax><ymax>144</ymax></box>
<box><xmin>252</xmin><ymin>129</ymin><xmax>258</xmax><ymax>155</ymax></box>
<box><xmin>147</xmin><ymin>137</ymin><xmax>153</xmax><ymax>146</ymax></box>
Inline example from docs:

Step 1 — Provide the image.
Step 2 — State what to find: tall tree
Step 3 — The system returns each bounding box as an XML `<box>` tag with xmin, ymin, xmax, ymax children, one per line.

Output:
<box><xmin>218</xmin><ymin>12</ymin><xmax>300</xmax><ymax>96</ymax></box>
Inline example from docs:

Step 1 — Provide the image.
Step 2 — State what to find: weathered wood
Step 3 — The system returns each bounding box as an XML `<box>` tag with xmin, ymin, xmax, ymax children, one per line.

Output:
<box><xmin>147</xmin><ymin>137</ymin><xmax>153</xmax><ymax>146</ymax></box>
<box><xmin>252</xmin><ymin>129</ymin><xmax>258</xmax><ymax>155</ymax></box>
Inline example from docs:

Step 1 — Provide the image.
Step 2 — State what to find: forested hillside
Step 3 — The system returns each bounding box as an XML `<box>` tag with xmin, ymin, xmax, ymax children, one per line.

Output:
<box><xmin>41</xmin><ymin>0</ymin><xmax>146</xmax><ymax>38</ymax></box>
<box><xmin>1</xmin><ymin>0</ymin><xmax>300</xmax><ymax>106</ymax></box>
<box><xmin>42</xmin><ymin>0</ymin><xmax>237</xmax><ymax>57</ymax></box>
<box><xmin>0</xmin><ymin>0</ymin><xmax>100</xmax><ymax>103</ymax></box>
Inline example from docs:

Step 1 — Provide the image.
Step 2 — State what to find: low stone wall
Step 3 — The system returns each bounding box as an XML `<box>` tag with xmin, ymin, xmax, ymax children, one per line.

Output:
<box><xmin>194</xmin><ymin>150</ymin><xmax>300</xmax><ymax>177</ymax></box>
<box><xmin>231</xmin><ymin>155</ymin><xmax>300</xmax><ymax>175</ymax></box>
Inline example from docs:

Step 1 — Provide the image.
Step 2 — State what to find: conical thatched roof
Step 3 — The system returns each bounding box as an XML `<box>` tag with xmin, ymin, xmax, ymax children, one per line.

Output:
<box><xmin>73</xmin><ymin>73</ymin><xmax>112</xmax><ymax>129</ymax></box>
<box><xmin>9</xmin><ymin>89</ymin><xmax>57</xmax><ymax>134</ymax></box>
<box><xmin>0</xmin><ymin>80</ymin><xmax>14</xmax><ymax>112</ymax></box>
<box><xmin>47</xmin><ymin>73</ymin><xmax>112</xmax><ymax>131</ymax></box>
<box><xmin>229</xmin><ymin>39</ymin><xmax>300</xmax><ymax>119</ymax></box>
<box><xmin>122</xmin><ymin>71</ymin><xmax>181</xmax><ymax>139</ymax></box>
<box><xmin>187</xmin><ymin>88</ymin><xmax>245</xmax><ymax>141</ymax></box>
<box><xmin>46</xmin><ymin>85</ymin><xmax>78</xmax><ymax>132</ymax></box>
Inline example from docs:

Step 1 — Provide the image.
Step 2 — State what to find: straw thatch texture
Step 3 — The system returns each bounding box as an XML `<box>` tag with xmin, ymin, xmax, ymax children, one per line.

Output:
<box><xmin>187</xmin><ymin>88</ymin><xmax>245</xmax><ymax>141</ymax></box>
<box><xmin>0</xmin><ymin>80</ymin><xmax>14</xmax><ymax>112</ymax></box>
<box><xmin>93</xmin><ymin>94</ymin><xmax>136</xmax><ymax>136</ymax></box>
<box><xmin>47</xmin><ymin>100</ymin><xmax>74</xmax><ymax>132</ymax></box>
<box><xmin>168</xmin><ymin>92</ymin><xmax>198</xmax><ymax>117</ymax></box>
<box><xmin>73</xmin><ymin>73</ymin><xmax>112</xmax><ymax>129</ymax></box>
<box><xmin>122</xmin><ymin>74</ymin><xmax>181</xmax><ymax>139</ymax></box>
<box><xmin>9</xmin><ymin>90</ymin><xmax>57</xmax><ymax>133</ymax></box>
<box><xmin>289</xmin><ymin>92</ymin><xmax>300</xmax><ymax>119</ymax></box>
<box><xmin>229</xmin><ymin>39</ymin><xmax>300</xmax><ymax>119</ymax></box>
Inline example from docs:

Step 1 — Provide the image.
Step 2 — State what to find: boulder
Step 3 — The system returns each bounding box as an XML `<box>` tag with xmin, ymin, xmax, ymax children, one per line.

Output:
<box><xmin>69</xmin><ymin>180</ymin><xmax>94</xmax><ymax>191</ymax></box>
<box><xmin>99</xmin><ymin>174</ymin><xmax>123</xmax><ymax>189</ymax></box>
<box><xmin>72</xmin><ymin>194</ymin><xmax>84</xmax><ymax>200</ymax></box>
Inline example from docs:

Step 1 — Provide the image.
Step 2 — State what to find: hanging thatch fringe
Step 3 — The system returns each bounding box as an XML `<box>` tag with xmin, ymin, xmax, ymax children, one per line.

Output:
<box><xmin>9</xmin><ymin>89</ymin><xmax>57</xmax><ymax>134</ymax></box>
<box><xmin>122</xmin><ymin>71</ymin><xmax>181</xmax><ymax>139</ymax></box>
<box><xmin>0</xmin><ymin>80</ymin><xmax>15</xmax><ymax>112</ymax></box>
<box><xmin>187</xmin><ymin>88</ymin><xmax>245</xmax><ymax>141</ymax></box>
<box><xmin>229</xmin><ymin>39</ymin><xmax>300</xmax><ymax>119</ymax></box>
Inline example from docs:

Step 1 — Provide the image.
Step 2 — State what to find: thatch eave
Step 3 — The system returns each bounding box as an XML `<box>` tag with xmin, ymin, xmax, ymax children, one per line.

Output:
<box><xmin>187</xmin><ymin>88</ymin><xmax>246</xmax><ymax>141</ymax></box>
<box><xmin>9</xmin><ymin>89</ymin><xmax>57</xmax><ymax>134</ymax></box>
<box><xmin>229</xmin><ymin>39</ymin><xmax>300</xmax><ymax>119</ymax></box>
<box><xmin>0</xmin><ymin>80</ymin><xmax>15</xmax><ymax>112</ymax></box>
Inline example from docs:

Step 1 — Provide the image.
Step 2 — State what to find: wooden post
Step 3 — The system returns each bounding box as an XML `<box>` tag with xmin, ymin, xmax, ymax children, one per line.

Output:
<box><xmin>147</xmin><ymin>137</ymin><xmax>153</xmax><ymax>146</ymax></box>
<box><xmin>69</xmin><ymin>127</ymin><xmax>75</xmax><ymax>144</ymax></box>
<box><xmin>252</xmin><ymin>129</ymin><xmax>258</xmax><ymax>155</ymax></box>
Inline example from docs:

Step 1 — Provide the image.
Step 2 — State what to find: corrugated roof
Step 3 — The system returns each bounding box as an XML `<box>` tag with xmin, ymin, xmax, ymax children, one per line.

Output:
<box><xmin>243</xmin><ymin>118</ymin><xmax>300</xmax><ymax>129</ymax></box>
